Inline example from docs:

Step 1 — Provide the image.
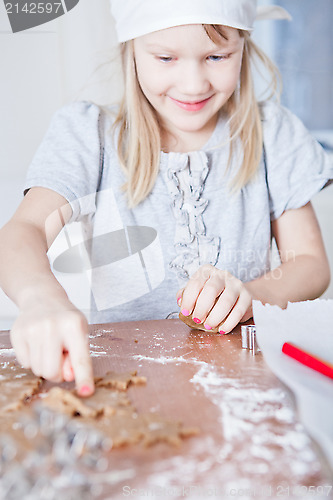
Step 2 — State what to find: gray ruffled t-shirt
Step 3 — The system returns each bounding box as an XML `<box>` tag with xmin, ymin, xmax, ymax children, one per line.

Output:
<box><xmin>24</xmin><ymin>100</ymin><xmax>333</xmax><ymax>323</ymax></box>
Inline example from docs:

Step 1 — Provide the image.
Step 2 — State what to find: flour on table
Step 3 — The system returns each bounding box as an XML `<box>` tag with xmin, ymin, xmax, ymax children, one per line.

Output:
<box><xmin>0</xmin><ymin>362</ymin><xmax>43</xmax><ymax>412</ymax></box>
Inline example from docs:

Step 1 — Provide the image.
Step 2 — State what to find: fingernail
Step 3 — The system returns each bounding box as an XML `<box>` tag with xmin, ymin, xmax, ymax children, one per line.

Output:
<box><xmin>177</xmin><ymin>297</ymin><xmax>182</xmax><ymax>306</ymax></box>
<box><xmin>204</xmin><ymin>324</ymin><xmax>212</xmax><ymax>330</ymax></box>
<box><xmin>181</xmin><ymin>309</ymin><xmax>190</xmax><ymax>316</ymax></box>
<box><xmin>219</xmin><ymin>330</ymin><xmax>226</xmax><ymax>335</ymax></box>
<box><xmin>79</xmin><ymin>385</ymin><xmax>92</xmax><ymax>396</ymax></box>
<box><xmin>193</xmin><ymin>317</ymin><xmax>201</xmax><ymax>324</ymax></box>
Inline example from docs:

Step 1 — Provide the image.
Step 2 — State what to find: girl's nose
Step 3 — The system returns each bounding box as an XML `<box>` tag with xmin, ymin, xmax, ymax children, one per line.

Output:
<box><xmin>177</xmin><ymin>62</ymin><xmax>210</xmax><ymax>96</ymax></box>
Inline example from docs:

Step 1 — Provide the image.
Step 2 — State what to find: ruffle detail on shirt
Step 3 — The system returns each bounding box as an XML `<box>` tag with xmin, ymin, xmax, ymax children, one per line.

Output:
<box><xmin>164</xmin><ymin>151</ymin><xmax>221</xmax><ymax>281</ymax></box>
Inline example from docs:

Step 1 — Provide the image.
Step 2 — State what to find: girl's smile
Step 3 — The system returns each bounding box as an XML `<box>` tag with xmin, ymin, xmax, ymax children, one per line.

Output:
<box><xmin>168</xmin><ymin>95</ymin><xmax>214</xmax><ymax>112</ymax></box>
<box><xmin>134</xmin><ymin>24</ymin><xmax>244</xmax><ymax>152</ymax></box>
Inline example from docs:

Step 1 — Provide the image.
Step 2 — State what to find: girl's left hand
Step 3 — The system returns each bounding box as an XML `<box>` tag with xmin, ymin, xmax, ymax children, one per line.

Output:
<box><xmin>176</xmin><ymin>264</ymin><xmax>253</xmax><ymax>333</ymax></box>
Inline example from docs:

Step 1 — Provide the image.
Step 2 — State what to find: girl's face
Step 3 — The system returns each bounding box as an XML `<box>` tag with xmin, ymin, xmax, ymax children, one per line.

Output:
<box><xmin>133</xmin><ymin>24</ymin><xmax>244</xmax><ymax>151</ymax></box>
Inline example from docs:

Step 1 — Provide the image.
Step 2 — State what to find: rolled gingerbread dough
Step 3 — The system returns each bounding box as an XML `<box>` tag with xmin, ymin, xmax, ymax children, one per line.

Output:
<box><xmin>0</xmin><ymin>362</ymin><xmax>43</xmax><ymax>412</ymax></box>
<box><xmin>0</xmin><ymin>363</ymin><xmax>198</xmax><ymax>450</ymax></box>
<box><xmin>179</xmin><ymin>312</ymin><xmax>220</xmax><ymax>333</ymax></box>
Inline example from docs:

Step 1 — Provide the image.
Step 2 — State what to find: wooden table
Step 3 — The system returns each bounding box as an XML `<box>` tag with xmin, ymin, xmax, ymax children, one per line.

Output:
<box><xmin>0</xmin><ymin>320</ymin><xmax>332</xmax><ymax>499</ymax></box>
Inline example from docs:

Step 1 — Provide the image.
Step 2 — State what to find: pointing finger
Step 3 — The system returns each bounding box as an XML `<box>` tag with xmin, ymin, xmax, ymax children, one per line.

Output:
<box><xmin>64</xmin><ymin>329</ymin><xmax>94</xmax><ymax>397</ymax></box>
<box><xmin>62</xmin><ymin>350</ymin><xmax>75</xmax><ymax>382</ymax></box>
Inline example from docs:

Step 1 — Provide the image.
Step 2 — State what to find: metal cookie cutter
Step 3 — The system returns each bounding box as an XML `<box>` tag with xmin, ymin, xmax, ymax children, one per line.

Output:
<box><xmin>241</xmin><ymin>325</ymin><xmax>259</xmax><ymax>353</ymax></box>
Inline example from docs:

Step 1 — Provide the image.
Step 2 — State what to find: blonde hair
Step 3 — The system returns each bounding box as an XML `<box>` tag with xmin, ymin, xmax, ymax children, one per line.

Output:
<box><xmin>113</xmin><ymin>25</ymin><xmax>281</xmax><ymax>207</ymax></box>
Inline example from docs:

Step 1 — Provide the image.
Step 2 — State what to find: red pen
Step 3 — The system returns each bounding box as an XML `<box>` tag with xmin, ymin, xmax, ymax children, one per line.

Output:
<box><xmin>282</xmin><ymin>342</ymin><xmax>333</xmax><ymax>380</ymax></box>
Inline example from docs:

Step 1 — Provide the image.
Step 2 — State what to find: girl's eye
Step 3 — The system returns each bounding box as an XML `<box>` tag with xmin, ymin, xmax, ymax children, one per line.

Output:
<box><xmin>157</xmin><ymin>56</ymin><xmax>173</xmax><ymax>63</ymax></box>
<box><xmin>207</xmin><ymin>54</ymin><xmax>229</xmax><ymax>62</ymax></box>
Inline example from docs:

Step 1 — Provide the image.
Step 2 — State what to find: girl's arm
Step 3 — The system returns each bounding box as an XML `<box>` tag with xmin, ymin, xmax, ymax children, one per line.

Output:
<box><xmin>0</xmin><ymin>187</ymin><xmax>94</xmax><ymax>396</ymax></box>
<box><xmin>177</xmin><ymin>202</ymin><xmax>330</xmax><ymax>333</ymax></box>
<box><xmin>244</xmin><ymin>201</ymin><xmax>330</xmax><ymax>307</ymax></box>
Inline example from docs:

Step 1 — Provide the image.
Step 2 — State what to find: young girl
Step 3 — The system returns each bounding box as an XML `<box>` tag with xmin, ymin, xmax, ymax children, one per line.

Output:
<box><xmin>0</xmin><ymin>0</ymin><xmax>332</xmax><ymax>397</ymax></box>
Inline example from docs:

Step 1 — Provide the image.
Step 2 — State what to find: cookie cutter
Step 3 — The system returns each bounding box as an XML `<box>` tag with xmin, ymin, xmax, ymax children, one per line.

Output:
<box><xmin>241</xmin><ymin>325</ymin><xmax>259</xmax><ymax>354</ymax></box>
<box><xmin>0</xmin><ymin>405</ymin><xmax>111</xmax><ymax>500</ymax></box>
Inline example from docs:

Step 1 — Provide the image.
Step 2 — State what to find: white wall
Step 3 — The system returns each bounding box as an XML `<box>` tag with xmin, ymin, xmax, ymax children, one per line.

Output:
<box><xmin>312</xmin><ymin>182</ymin><xmax>333</xmax><ymax>300</ymax></box>
<box><xmin>0</xmin><ymin>0</ymin><xmax>121</xmax><ymax>183</ymax></box>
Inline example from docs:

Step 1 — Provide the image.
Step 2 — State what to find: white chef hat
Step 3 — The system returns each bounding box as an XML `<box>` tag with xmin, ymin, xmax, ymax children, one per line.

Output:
<box><xmin>110</xmin><ymin>0</ymin><xmax>291</xmax><ymax>43</ymax></box>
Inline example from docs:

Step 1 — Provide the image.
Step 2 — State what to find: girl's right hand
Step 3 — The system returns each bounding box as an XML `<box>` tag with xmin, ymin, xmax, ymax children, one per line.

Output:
<box><xmin>10</xmin><ymin>301</ymin><xmax>94</xmax><ymax>397</ymax></box>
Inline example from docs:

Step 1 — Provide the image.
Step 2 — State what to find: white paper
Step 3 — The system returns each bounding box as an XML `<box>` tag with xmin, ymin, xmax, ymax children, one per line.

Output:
<box><xmin>253</xmin><ymin>299</ymin><xmax>333</xmax><ymax>471</ymax></box>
